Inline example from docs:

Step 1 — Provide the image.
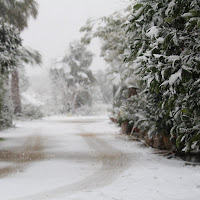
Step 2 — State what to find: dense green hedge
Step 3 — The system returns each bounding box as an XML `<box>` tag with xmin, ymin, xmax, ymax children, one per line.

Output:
<box><xmin>124</xmin><ymin>0</ymin><xmax>200</xmax><ymax>152</ymax></box>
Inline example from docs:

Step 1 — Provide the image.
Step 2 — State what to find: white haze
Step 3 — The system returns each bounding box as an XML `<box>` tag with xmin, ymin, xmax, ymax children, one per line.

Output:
<box><xmin>22</xmin><ymin>0</ymin><xmax>127</xmax><ymax>72</ymax></box>
<box><xmin>21</xmin><ymin>0</ymin><xmax>128</xmax><ymax>115</ymax></box>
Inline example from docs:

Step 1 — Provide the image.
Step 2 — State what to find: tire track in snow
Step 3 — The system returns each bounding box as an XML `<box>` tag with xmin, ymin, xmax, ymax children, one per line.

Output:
<box><xmin>14</xmin><ymin>133</ymin><xmax>131</xmax><ymax>200</ymax></box>
<box><xmin>0</xmin><ymin>135</ymin><xmax>44</xmax><ymax>178</ymax></box>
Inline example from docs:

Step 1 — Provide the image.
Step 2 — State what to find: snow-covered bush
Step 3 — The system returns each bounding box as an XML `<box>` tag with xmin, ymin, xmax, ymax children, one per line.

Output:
<box><xmin>125</xmin><ymin>0</ymin><xmax>200</xmax><ymax>152</ymax></box>
<box><xmin>19</xmin><ymin>91</ymin><xmax>45</xmax><ymax>119</ymax></box>
<box><xmin>21</xmin><ymin>104</ymin><xmax>43</xmax><ymax>119</ymax></box>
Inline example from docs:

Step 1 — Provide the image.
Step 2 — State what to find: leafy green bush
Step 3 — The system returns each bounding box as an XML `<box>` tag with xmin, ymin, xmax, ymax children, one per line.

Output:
<box><xmin>125</xmin><ymin>0</ymin><xmax>200</xmax><ymax>152</ymax></box>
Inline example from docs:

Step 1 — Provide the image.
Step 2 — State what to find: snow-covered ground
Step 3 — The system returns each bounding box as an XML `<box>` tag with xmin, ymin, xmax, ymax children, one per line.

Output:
<box><xmin>0</xmin><ymin>116</ymin><xmax>200</xmax><ymax>200</ymax></box>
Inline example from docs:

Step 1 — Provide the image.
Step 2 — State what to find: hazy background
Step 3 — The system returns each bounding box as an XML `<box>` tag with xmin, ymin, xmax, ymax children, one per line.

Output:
<box><xmin>20</xmin><ymin>0</ymin><xmax>128</xmax><ymax>114</ymax></box>
<box><xmin>22</xmin><ymin>0</ymin><xmax>127</xmax><ymax>73</ymax></box>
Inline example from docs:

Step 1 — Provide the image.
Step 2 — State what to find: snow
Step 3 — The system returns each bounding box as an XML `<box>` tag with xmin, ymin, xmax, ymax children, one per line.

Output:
<box><xmin>77</xmin><ymin>71</ymin><xmax>88</xmax><ymax>78</ymax></box>
<box><xmin>0</xmin><ymin>161</ymin><xmax>13</xmax><ymax>168</ymax></box>
<box><xmin>167</xmin><ymin>55</ymin><xmax>180</xmax><ymax>63</ymax></box>
<box><xmin>165</xmin><ymin>0</ymin><xmax>175</xmax><ymax>15</ymax></box>
<box><xmin>133</xmin><ymin>7</ymin><xmax>144</xmax><ymax>19</ymax></box>
<box><xmin>16</xmin><ymin>0</ymin><xmax>25</xmax><ymax>2</ymax></box>
<box><xmin>182</xmin><ymin>13</ymin><xmax>193</xmax><ymax>18</ymax></box>
<box><xmin>157</xmin><ymin>37</ymin><xmax>165</xmax><ymax>43</ymax></box>
<box><xmin>21</xmin><ymin>92</ymin><xmax>44</xmax><ymax>106</ymax></box>
<box><xmin>146</xmin><ymin>26</ymin><xmax>160</xmax><ymax>39</ymax></box>
<box><xmin>161</xmin><ymin>69</ymin><xmax>182</xmax><ymax>86</ymax></box>
<box><xmin>182</xmin><ymin>65</ymin><xmax>192</xmax><ymax>72</ymax></box>
<box><xmin>168</xmin><ymin>69</ymin><xmax>182</xmax><ymax>85</ymax></box>
<box><xmin>153</xmin><ymin>54</ymin><xmax>164</xmax><ymax>58</ymax></box>
<box><xmin>0</xmin><ymin>116</ymin><xmax>200</xmax><ymax>200</ymax></box>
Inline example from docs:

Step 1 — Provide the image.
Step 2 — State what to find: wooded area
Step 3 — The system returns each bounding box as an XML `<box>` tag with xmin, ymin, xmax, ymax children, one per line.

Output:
<box><xmin>81</xmin><ymin>0</ymin><xmax>200</xmax><ymax>154</ymax></box>
<box><xmin>0</xmin><ymin>0</ymin><xmax>200</xmax><ymax>156</ymax></box>
<box><xmin>0</xmin><ymin>1</ymin><xmax>200</xmax><ymax>199</ymax></box>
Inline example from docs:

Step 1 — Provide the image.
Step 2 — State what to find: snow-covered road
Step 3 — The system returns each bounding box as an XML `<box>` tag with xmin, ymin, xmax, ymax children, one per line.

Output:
<box><xmin>0</xmin><ymin>116</ymin><xmax>200</xmax><ymax>200</ymax></box>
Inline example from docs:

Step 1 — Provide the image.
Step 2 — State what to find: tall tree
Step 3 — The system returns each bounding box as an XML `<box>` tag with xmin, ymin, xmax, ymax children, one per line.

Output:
<box><xmin>0</xmin><ymin>22</ymin><xmax>22</xmax><ymax>127</ymax></box>
<box><xmin>0</xmin><ymin>0</ymin><xmax>38</xmax><ymax>31</ymax></box>
<box><xmin>50</xmin><ymin>41</ymin><xmax>95</xmax><ymax>113</ymax></box>
<box><xmin>63</xmin><ymin>41</ymin><xmax>95</xmax><ymax>86</ymax></box>
<box><xmin>0</xmin><ymin>0</ymin><xmax>41</xmax><ymax>115</ymax></box>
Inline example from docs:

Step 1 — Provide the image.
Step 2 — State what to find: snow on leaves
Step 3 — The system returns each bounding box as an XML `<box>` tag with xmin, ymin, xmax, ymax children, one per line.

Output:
<box><xmin>124</xmin><ymin>0</ymin><xmax>200</xmax><ymax>152</ymax></box>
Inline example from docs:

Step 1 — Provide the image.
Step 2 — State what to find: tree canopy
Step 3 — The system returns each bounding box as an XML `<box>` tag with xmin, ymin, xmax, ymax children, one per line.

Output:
<box><xmin>50</xmin><ymin>41</ymin><xmax>96</xmax><ymax>113</ymax></box>
<box><xmin>0</xmin><ymin>0</ymin><xmax>38</xmax><ymax>30</ymax></box>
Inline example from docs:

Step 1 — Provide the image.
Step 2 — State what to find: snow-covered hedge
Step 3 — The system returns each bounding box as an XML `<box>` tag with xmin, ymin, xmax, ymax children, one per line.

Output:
<box><xmin>80</xmin><ymin>0</ymin><xmax>200</xmax><ymax>153</ymax></box>
<box><xmin>125</xmin><ymin>0</ymin><xmax>200</xmax><ymax>152</ymax></box>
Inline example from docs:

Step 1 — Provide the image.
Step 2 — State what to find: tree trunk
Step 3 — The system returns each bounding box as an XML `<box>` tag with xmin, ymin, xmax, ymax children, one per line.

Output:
<box><xmin>0</xmin><ymin>69</ymin><xmax>13</xmax><ymax>128</ymax></box>
<box><xmin>11</xmin><ymin>69</ymin><xmax>21</xmax><ymax>114</ymax></box>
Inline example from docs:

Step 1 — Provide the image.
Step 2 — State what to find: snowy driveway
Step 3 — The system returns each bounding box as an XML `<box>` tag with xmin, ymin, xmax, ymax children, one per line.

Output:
<box><xmin>0</xmin><ymin>116</ymin><xmax>200</xmax><ymax>200</ymax></box>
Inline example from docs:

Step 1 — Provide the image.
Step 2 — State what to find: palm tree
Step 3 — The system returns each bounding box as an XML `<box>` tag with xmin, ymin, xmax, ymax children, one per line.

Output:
<box><xmin>0</xmin><ymin>0</ymin><xmax>41</xmax><ymax>114</ymax></box>
<box><xmin>0</xmin><ymin>22</ymin><xmax>22</xmax><ymax>126</ymax></box>
<box><xmin>0</xmin><ymin>0</ymin><xmax>38</xmax><ymax>30</ymax></box>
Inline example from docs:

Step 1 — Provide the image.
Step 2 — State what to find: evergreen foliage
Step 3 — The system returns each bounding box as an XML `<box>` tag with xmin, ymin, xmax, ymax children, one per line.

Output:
<box><xmin>80</xmin><ymin>9</ymin><xmax>130</xmax><ymax>82</ymax></box>
<box><xmin>0</xmin><ymin>0</ymin><xmax>38</xmax><ymax>30</ymax></box>
<box><xmin>81</xmin><ymin>0</ymin><xmax>200</xmax><ymax>152</ymax></box>
<box><xmin>80</xmin><ymin>7</ymin><xmax>139</xmax><ymax>120</ymax></box>
<box><xmin>0</xmin><ymin>22</ymin><xmax>22</xmax><ymax>127</ymax></box>
<box><xmin>125</xmin><ymin>0</ymin><xmax>200</xmax><ymax>152</ymax></box>
<box><xmin>0</xmin><ymin>0</ymin><xmax>41</xmax><ymax>126</ymax></box>
<box><xmin>49</xmin><ymin>41</ymin><xmax>95</xmax><ymax>113</ymax></box>
<box><xmin>63</xmin><ymin>41</ymin><xmax>95</xmax><ymax>86</ymax></box>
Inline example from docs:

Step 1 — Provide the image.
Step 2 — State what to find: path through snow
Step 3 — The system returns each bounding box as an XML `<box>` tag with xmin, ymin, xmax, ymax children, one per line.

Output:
<box><xmin>0</xmin><ymin>116</ymin><xmax>200</xmax><ymax>200</ymax></box>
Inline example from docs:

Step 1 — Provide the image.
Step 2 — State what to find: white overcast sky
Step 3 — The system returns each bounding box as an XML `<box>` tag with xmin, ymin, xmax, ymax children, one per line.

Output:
<box><xmin>22</xmin><ymin>0</ymin><xmax>127</xmax><ymax>72</ymax></box>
